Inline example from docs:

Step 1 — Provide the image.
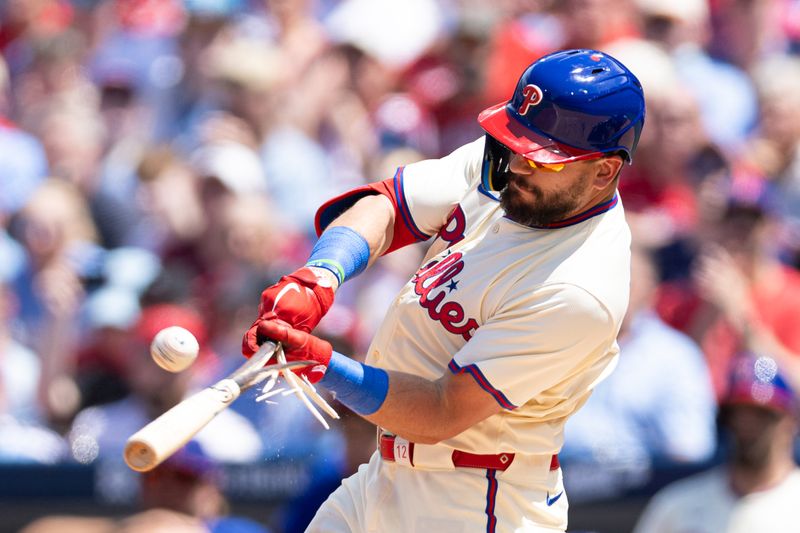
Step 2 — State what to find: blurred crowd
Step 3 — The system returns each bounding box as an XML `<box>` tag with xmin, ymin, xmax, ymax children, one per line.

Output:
<box><xmin>2</xmin><ymin>0</ymin><xmax>800</xmax><ymax>531</ymax></box>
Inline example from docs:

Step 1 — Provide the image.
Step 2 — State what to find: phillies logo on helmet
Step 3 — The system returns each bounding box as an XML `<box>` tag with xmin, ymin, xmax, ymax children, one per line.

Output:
<box><xmin>517</xmin><ymin>84</ymin><xmax>543</xmax><ymax>116</ymax></box>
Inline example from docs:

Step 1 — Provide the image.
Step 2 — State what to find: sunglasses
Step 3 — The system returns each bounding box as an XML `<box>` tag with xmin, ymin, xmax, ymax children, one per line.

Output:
<box><xmin>525</xmin><ymin>159</ymin><xmax>566</xmax><ymax>172</ymax></box>
<box><xmin>523</xmin><ymin>152</ymin><xmax>609</xmax><ymax>173</ymax></box>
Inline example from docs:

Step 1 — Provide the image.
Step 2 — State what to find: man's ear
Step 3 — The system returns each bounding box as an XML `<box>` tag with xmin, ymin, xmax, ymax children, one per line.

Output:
<box><xmin>592</xmin><ymin>156</ymin><xmax>624</xmax><ymax>190</ymax></box>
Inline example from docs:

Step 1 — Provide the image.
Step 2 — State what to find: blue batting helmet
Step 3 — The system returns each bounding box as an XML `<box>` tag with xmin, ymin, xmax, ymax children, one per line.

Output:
<box><xmin>478</xmin><ymin>49</ymin><xmax>645</xmax><ymax>191</ymax></box>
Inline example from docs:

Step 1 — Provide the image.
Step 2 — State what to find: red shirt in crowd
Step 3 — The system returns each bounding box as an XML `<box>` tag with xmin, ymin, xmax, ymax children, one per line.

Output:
<box><xmin>657</xmin><ymin>264</ymin><xmax>800</xmax><ymax>398</ymax></box>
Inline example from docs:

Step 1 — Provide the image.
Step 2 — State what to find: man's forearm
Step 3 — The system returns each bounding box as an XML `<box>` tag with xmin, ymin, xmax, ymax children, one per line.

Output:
<box><xmin>363</xmin><ymin>370</ymin><xmax>455</xmax><ymax>444</ymax></box>
<box><xmin>319</xmin><ymin>352</ymin><xmax>499</xmax><ymax>444</ymax></box>
<box><xmin>327</xmin><ymin>194</ymin><xmax>395</xmax><ymax>265</ymax></box>
<box><xmin>321</xmin><ymin>355</ymin><xmax>453</xmax><ymax>443</ymax></box>
<box><xmin>305</xmin><ymin>194</ymin><xmax>395</xmax><ymax>292</ymax></box>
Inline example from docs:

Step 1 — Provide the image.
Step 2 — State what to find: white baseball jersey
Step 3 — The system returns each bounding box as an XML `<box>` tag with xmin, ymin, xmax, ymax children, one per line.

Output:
<box><xmin>633</xmin><ymin>467</ymin><xmax>800</xmax><ymax>533</ymax></box>
<box><xmin>310</xmin><ymin>137</ymin><xmax>631</xmax><ymax>532</ymax></box>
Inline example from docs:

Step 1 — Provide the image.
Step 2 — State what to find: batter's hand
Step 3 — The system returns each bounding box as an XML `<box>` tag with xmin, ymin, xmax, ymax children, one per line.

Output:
<box><xmin>255</xmin><ymin>319</ymin><xmax>332</xmax><ymax>383</ymax></box>
<box><xmin>242</xmin><ymin>268</ymin><xmax>335</xmax><ymax>357</ymax></box>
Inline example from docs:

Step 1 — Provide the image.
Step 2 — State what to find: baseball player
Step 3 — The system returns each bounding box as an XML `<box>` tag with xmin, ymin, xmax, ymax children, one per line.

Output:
<box><xmin>242</xmin><ymin>49</ymin><xmax>646</xmax><ymax>532</ymax></box>
<box><xmin>633</xmin><ymin>354</ymin><xmax>800</xmax><ymax>533</ymax></box>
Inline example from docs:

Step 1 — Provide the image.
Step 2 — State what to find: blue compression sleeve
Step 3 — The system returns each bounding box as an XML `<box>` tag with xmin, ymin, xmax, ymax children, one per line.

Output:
<box><xmin>319</xmin><ymin>351</ymin><xmax>389</xmax><ymax>415</ymax></box>
<box><xmin>305</xmin><ymin>227</ymin><xmax>370</xmax><ymax>286</ymax></box>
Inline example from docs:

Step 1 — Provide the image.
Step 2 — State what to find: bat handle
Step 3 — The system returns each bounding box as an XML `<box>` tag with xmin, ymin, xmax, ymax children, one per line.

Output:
<box><xmin>123</xmin><ymin>378</ymin><xmax>242</xmax><ymax>472</ymax></box>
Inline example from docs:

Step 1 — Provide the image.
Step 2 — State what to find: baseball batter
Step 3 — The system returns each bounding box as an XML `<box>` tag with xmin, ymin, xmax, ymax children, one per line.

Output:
<box><xmin>242</xmin><ymin>49</ymin><xmax>646</xmax><ymax>532</ymax></box>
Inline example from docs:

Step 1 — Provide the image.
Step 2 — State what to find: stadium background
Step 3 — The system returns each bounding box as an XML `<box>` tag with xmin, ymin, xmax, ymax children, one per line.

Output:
<box><xmin>2</xmin><ymin>0</ymin><xmax>800</xmax><ymax>531</ymax></box>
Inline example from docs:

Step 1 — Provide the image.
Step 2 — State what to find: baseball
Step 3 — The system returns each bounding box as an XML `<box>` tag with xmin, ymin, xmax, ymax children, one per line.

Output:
<box><xmin>150</xmin><ymin>326</ymin><xmax>200</xmax><ymax>373</ymax></box>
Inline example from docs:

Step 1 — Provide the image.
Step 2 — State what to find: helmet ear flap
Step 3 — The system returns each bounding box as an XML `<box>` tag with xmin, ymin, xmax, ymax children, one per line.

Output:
<box><xmin>481</xmin><ymin>135</ymin><xmax>514</xmax><ymax>192</ymax></box>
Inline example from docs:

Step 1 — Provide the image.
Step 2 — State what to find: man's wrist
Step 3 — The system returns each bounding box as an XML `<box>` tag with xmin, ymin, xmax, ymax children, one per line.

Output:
<box><xmin>319</xmin><ymin>352</ymin><xmax>389</xmax><ymax>415</ymax></box>
<box><xmin>306</xmin><ymin>266</ymin><xmax>340</xmax><ymax>291</ymax></box>
<box><xmin>305</xmin><ymin>226</ymin><xmax>370</xmax><ymax>287</ymax></box>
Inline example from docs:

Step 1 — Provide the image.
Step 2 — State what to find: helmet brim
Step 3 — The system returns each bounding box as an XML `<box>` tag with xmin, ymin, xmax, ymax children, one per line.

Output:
<box><xmin>478</xmin><ymin>102</ymin><xmax>604</xmax><ymax>164</ymax></box>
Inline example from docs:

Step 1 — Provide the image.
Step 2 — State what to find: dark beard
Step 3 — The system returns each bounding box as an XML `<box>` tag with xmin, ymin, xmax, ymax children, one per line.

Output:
<box><xmin>499</xmin><ymin>175</ymin><xmax>586</xmax><ymax>227</ymax></box>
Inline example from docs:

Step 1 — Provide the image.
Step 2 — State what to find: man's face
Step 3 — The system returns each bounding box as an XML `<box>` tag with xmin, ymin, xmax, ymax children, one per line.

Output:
<box><xmin>724</xmin><ymin>404</ymin><xmax>788</xmax><ymax>469</ymax></box>
<box><xmin>499</xmin><ymin>152</ymin><xmax>596</xmax><ymax>226</ymax></box>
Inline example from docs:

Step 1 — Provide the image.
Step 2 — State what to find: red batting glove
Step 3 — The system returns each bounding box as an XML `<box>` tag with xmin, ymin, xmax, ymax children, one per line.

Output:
<box><xmin>255</xmin><ymin>319</ymin><xmax>332</xmax><ymax>383</ymax></box>
<box><xmin>242</xmin><ymin>268</ymin><xmax>334</xmax><ymax>357</ymax></box>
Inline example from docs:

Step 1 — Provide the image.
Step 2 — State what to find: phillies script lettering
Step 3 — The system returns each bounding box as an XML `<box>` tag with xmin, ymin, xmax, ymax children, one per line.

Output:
<box><xmin>413</xmin><ymin>252</ymin><xmax>479</xmax><ymax>341</ymax></box>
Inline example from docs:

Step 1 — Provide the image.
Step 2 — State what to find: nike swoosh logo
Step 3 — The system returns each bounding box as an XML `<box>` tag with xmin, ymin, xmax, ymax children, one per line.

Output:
<box><xmin>271</xmin><ymin>283</ymin><xmax>302</xmax><ymax>312</ymax></box>
<box><xmin>546</xmin><ymin>491</ymin><xmax>563</xmax><ymax>506</ymax></box>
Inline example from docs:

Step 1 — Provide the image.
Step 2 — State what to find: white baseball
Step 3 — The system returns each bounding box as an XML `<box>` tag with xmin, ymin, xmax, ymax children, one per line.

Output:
<box><xmin>150</xmin><ymin>326</ymin><xmax>200</xmax><ymax>373</ymax></box>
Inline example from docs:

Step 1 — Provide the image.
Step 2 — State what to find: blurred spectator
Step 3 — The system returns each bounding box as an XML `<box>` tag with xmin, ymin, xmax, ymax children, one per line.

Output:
<box><xmin>633</xmin><ymin>354</ymin><xmax>800</xmax><ymax>532</ymax></box>
<box><xmin>68</xmin><ymin>303</ymin><xmax>262</xmax><ymax>465</ymax></box>
<box><xmin>261</xmin><ymin>0</ymin><xmax>329</xmax><ymax>84</ymax></box>
<box><xmin>189</xmin><ymin>192</ymin><xmax>304</xmax><ymax>350</ymax></box>
<box><xmin>744</xmin><ymin>54</ymin><xmax>800</xmax><ymax>235</ymax></box>
<box><xmin>21</xmin><ymin>440</ymin><xmax>271</xmax><ymax>532</ymax></box>
<box><xmin>138</xmin><ymin>440</ymin><xmax>271</xmax><ymax>533</ymax></box>
<box><xmin>660</xmin><ymin>185</ymin><xmax>800</xmax><ymax>398</ymax></box>
<box><xmin>8</xmin><ymin>178</ymin><xmax>102</xmax><ymax>425</ymax></box>
<box><xmin>190</xmin><ymin>141</ymin><xmax>268</xmax><ymax>202</ymax></box>
<box><xmin>562</xmin><ymin>246</ymin><xmax>716</xmax><ymax>466</ymax></box>
<box><xmin>260</xmin><ymin>43</ymin><xmax>376</xmax><ymax>235</ymax></box>
<box><xmin>608</xmin><ymin>39</ymin><xmax>727</xmax><ymax>264</ymax></box>
<box><xmin>92</xmin><ymin>50</ymin><xmax>161</xmax><ymax>206</ymax></box>
<box><xmin>199</xmin><ymin>37</ymin><xmax>287</xmax><ymax>143</ymax></box>
<box><xmin>0</xmin><ymin>54</ymin><xmax>48</xmax><ymax>218</ymax></box>
<box><xmin>402</xmin><ymin>20</ymin><xmax>487</xmax><ymax>154</ymax></box>
<box><xmin>323</xmin><ymin>0</ymin><xmax>448</xmax><ymax>70</ymax></box>
<box><xmin>75</xmin><ymin>285</ymin><xmax>141</xmax><ymax>408</ymax></box>
<box><xmin>88</xmin><ymin>0</ymin><xmax>184</xmax><ymax>143</ymax></box>
<box><xmin>709</xmin><ymin>0</ymin><xmax>792</xmax><ymax>71</ymax></box>
<box><xmin>602</xmin><ymin>37</ymin><xmax>738</xmax><ymax>285</ymax></box>
<box><xmin>33</xmin><ymin>102</ymin><xmax>104</xmax><ymax>189</ymax></box>
<box><xmin>0</xmin><ymin>280</ymin><xmax>68</xmax><ymax>463</ymax></box>
<box><xmin>133</xmin><ymin>145</ymin><xmax>206</xmax><ymax>253</ymax></box>
<box><xmin>8</xmin><ymin>179</ymin><xmax>99</xmax><ymax>338</ymax></box>
<box><xmin>30</xmin><ymin>101</ymin><xmax>142</xmax><ymax>249</ymax></box>
<box><xmin>150</xmin><ymin>144</ymin><xmax>305</xmax><ymax>340</ymax></box>
<box><xmin>634</xmin><ymin>0</ymin><xmax>758</xmax><ymax>151</ymax></box>
<box><xmin>371</xmin><ymin>92</ymin><xmax>440</xmax><ymax>158</ymax></box>
<box><xmin>554</xmin><ymin>0</ymin><xmax>639</xmax><ymax>50</ymax></box>
<box><xmin>170</xmin><ymin>2</ymin><xmax>233</xmax><ymax>141</ymax></box>
<box><xmin>76</xmin><ymin>247</ymin><xmax>161</xmax><ymax>408</ymax></box>
<box><xmin>0</xmin><ymin>0</ymin><xmax>73</xmax><ymax>66</ymax></box>
<box><xmin>481</xmin><ymin>1</ymin><xmax>562</xmax><ymax>107</ymax></box>
<box><xmin>621</xmin><ymin>86</ymin><xmax>714</xmax><ymax>253</ymax></box>
<box><xmin>12</xmin><ymin>29</ymin><xmax>97</xmax><ymax>127</ymax></box>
